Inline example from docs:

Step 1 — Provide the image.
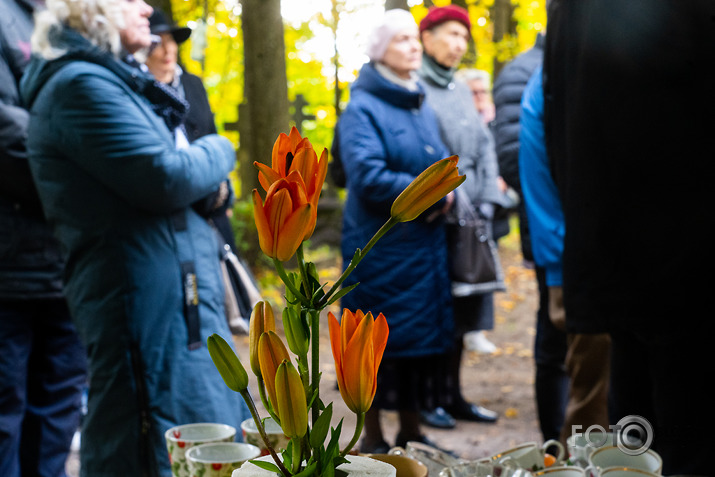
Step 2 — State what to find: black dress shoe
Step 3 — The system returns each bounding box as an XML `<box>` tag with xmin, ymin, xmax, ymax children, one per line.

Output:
<box><xmin>420</xmin><ymin>407</ymin><xmax>457</xmax><ymax>429</ymax></box>
<box><xmin>446</xmin><ymin>403</ymin><xmax>498</xmax><ymax>423</ymax></box>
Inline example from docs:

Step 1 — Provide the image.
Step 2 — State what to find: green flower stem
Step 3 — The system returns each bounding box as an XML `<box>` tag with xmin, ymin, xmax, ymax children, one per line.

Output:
<box><xmin>319</xmin><ymin>216</ymin><xmax>399</xmax><ymax>308</ymax></box>
<box><xmin>291</xmin><ymin>437</ymin><xmax>302</xmax><ymax>474</ymax></box>
<box><xmin>273</xmin><ymin>259</ymin><xmax>310</xmax><ymax>307</ymax></box>
<box><xmin>257</xmin><ymin>377</ymin><xmax>281</xmax><ymax>426</ymax></box>
<box><xmin>239</xmin><ymin>389</ymin><xmax>292</xmax><ymax>477</ymax></box>
<box><xmin>310</xmin><ymin>309</ymin><xmax>320</xmax><ymax>426</ymax></box>
<box><xmin>296</xmin><ymin>244</ymin><xmax>312</xmax><ymax>300</ymax></box>
<box><xmin>340</xmin><ymin>412</ymin><xmax>365</xmax><ymax>458</ymax></box>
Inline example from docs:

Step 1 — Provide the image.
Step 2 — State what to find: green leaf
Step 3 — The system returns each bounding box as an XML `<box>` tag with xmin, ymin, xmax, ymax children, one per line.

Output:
<box><xmin>306</xmin><ymin>388</ymin><xmax>320</xmax><ymax>410</ymax></box>
<box><xmin>327</xmin><ymin>283</ymin><xmax>359</xmax><ymax>306</ymax></box>
<box><xmin>282</xmin><ymin>443</ymin><xmax>293</xmax><ymax>470</ymax></box>
<box><xmin>324</xmin><ymin>419</ymin><xmax>344</xmax><ymax>459</ymax></box>
<box><xmin>250</xmin><ymin>460</ymin><xmax>281</xmax><ymax>474</ymax></box>
<box><xmin>207</xmin><ymin>334</ymin><xmax>248</xmax><ymax>392</ymax></box>
<box><xmin>333</xmin><ymin>456</ymin><xmax>350</xmax><ymax>467</ymax></box>
<box><xmin>292</xmin><ymin>462</ymin><xmax>317</xmax><ymax>477</ymax></box>
<box><xmin>309</xmin><ymin>403</ymin><xmax>333</xmax><ymax>448</ymax></box>
<box><xmin>321</xmin><ymin>460</ymin><xmax>335</xmax><ymax>477</ymax></box>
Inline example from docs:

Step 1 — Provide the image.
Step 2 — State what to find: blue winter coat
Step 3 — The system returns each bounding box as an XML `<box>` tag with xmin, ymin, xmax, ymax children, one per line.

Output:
<box><xmin>518</xmin><ymin>66</ymin><xmax>564</xmax><ymax>288</ymax></box>
<box><xmin>337</xmin><ymin>62</ymin><xmax>454</xmax><ymax>358</ymax></box>
<box><xmin>20</xmin><ymin>30</ymin><xmax>250</xmax><ymax>477</ymax></box>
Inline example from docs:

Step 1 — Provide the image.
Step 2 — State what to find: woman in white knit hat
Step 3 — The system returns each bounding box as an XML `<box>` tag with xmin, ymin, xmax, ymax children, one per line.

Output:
<box><xmin>336</xmin><ymin>9</ymin><xmax>456</xmax><ymax>454</ymax></box>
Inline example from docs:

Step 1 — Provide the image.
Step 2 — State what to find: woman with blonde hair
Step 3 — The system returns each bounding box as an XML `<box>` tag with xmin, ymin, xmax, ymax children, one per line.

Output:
<box><xmin>20</xmin><ymin>0</ymin><xmax>250</xmax><ymax>474</ymax></box>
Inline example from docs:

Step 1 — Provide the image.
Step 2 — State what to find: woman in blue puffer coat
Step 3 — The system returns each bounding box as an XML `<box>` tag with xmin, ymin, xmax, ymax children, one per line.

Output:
<box><xmin>20</xmin><ymin>0</ymin><xmax>250</xmax><ymax>475</ymax></box>
<box><xmin>336</xmin><ymin>9</ymin><xmax>454</xmax><ymax>453</ymax></box>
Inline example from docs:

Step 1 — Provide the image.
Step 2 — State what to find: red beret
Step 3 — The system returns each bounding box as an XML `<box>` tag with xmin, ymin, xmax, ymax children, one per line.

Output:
<box><xmin>419</xmin><ymin>5</ymin><xmax>471</xmax><ymax>33</ymax></box>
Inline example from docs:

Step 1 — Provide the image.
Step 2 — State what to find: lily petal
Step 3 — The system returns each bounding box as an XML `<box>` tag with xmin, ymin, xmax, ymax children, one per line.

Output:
<box><xmin>391</xmin><ymin>156</ymin><xmax>466</xmax><ymax>222</ymax></box>
<box><xmin>252</xmin><ymin>189</ymin><xmax>274</xmax><ymax>258</ymax></box>
<box><xmin>258</xmin><ymin>331</ymin><xmax>290</xmax><ymax>410</ymax></box>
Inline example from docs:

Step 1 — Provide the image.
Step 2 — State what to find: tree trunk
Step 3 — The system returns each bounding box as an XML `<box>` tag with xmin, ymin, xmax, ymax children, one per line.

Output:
<box><xmin>384</xmin><ymin>0</ymin><xmax>408</xmax><ymax>11</ymax></box>
<box><xmin>240</xmin><ymin>0</ymin><xmax>290</xmax><ymax>194</ymax></box>
<box><xmin>147</xmin><ymin>0</ymin><xmax>173</xmax><ymax>19</ymax></box>
<box><xmin>240</xmin><ymin>0</ymin><xmax>290</xmax><ymax>262</ymax></box>
<box><xmin>452</xmin><ymin>0</ymin><xmax>476</xmax><ymax>67</ymax></box>
<box><xmin>491</xmin><ymin>0</ymin><xmax>517</xmax><ymax>78</ymax></box>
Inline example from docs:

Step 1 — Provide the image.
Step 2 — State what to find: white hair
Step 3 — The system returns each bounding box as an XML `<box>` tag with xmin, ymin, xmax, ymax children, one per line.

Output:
<box><xmin>31</xmin><ymin>0</ymin><xmax>125</xmax><ymax>60</ymax></box>
<box><xmin>454</xmin><ymin>68</ymin><xmax>491</xmax><ymax>89</ymax></box>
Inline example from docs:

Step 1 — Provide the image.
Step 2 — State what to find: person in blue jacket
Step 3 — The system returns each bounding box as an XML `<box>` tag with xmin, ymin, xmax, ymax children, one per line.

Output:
<box><xmin>0</xmin><ymin>0</ymin><xmax>87</xmax><ymax>475</ymax></box>
<box><xmin>20</xmin><ymin>0</ymin><xmax>250</xmax><ymax>475</ymax></box>
<box><xmin>336</xmin><ymin>9</ymin><xmax>455</xmax><ymax>454</ymax></box>
<box><xmin>519</xmin><ymin>65</ymin><xmax>610</xmax><ymax>450</ymax></box>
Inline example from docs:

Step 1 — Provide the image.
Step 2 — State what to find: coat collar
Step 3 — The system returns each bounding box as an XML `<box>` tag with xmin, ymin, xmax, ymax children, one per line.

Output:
<box><xmin>352</xmin><ymin>62</ymin><xmax>425</xmax><ymax>109</ymax></box>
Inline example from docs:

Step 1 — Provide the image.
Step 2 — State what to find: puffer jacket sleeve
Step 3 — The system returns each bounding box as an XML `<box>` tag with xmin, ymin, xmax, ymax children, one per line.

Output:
<box><xmin>492</xmin><ymin>43</ymin><xmax>543</xmax><ymax>193</ymax></box>
<box><xmin>337</xmin><ymin>100</ymin><xmax>416</xmax><ymax>212</ymax></box>
<box><xmin>50</xmin><ymin>64</ymin><xmax>234</xmax><ymax>214</ymax></box>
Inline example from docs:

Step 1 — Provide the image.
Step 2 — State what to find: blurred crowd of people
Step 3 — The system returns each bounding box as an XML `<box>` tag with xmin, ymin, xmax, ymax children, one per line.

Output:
<box><xmin>2</xmin><ymin>0</ymin><xmax>712</xmax><ymax>476</ymax></box>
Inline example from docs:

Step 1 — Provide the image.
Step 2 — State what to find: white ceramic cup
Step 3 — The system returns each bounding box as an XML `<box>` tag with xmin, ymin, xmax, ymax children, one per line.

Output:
<box><xmin>240</xmin><ymin>417</ymin><xmax>290</xmax><ymax>456</ymax></box>
<box><xmin>567</xmin><ymin>432</ymin><xmax>615</xmax><ymax>466</ymax></box>
<box><xmin>588</xmin><ymin>446</ymin><xmax>662</xmax><ymax>475</ymax></box>
<box><xmin>439</xmin><ymin>459</ymin><xmax>533</xmax><ymax>477</ymax></box>
<box><xmin>186</xmin><ymin>442</ymin><xmax>261</xmax><ymax>477</ymax></box>
<box><xmin>165</xmin><ymin>422</ymin><xmax>237</xmax><ymax>477</ymax></box>
<box><xmin>389</xmin><ymin>440</ymin><xmax>465</xmax><ymax>477</ymax></box>
<box><xmin>495</xmin><ymin>440</ymin><xmax>566</xmax><ymax>471</ymax></box>
<box><xmin>534</xmin><ymin>465</ymin><xmax>587</xmax><ymax>477</ymax></box>
<box><xmin>596</xmin><ymin>467</ymin><xmax>660</xmax><ymax>477</ymax></box>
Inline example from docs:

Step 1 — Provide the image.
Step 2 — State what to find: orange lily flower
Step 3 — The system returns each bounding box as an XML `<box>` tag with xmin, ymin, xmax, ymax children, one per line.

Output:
<box><xmin>391</xmin><ymin>155</ymin><xmax>466</xmax><ymax>222</ymax></box>
<box><xmin>255</xmin><ymin>127</ymin><xmax>328</xmax><ymax>240</ymax></box>
<box><xmin>252</xmin><ymin>174</ymin><xmax>313</xmax><ymax>262</ymax></box>
<box><xmin>328</xmin><ymin>309</ymin><xmax>389</xmax><ymax>414</ymax></box>
<box><xmin>249</xmin><ymin>301</ymin><xmax>275</xmax><ymax>378</ymax></box>
<box><xmin>258</xmin><ymin>331</ymin><xmax>291</xmax><ymax>411</ymax></box>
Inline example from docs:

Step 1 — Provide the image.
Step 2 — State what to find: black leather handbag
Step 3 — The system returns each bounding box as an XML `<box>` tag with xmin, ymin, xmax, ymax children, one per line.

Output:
<box><xmin>446</xmin><ymin>190</ymin><xmax>501</xmax><ymax>286</ymax></box>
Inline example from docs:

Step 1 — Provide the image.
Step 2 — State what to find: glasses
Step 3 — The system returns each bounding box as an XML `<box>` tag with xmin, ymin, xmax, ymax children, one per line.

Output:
<box><xmin>472</xmin><ymin>89</ymin><xmax>489</xmax><ymax>96</ymax></box>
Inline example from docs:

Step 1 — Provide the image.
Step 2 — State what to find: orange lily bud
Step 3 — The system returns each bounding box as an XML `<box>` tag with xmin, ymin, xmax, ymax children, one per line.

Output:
<box><xmin>255</xmin><ymin>127</ymin><xmax>328</xmax><ymax>241</ymax></box>
<box><xmin>391</xmin><ymin>155</ymin><xmax>466</xmax><ymax>222</ymax></box>
<box><xmin>249</xmin><ymin>301</ymin><xmax>275</xmax><ymax>378</ymax></box>
<box><xmin>274</xmin><ymin>360</ymin><xmax>308</xmax><ymax>438</ymax></box>
<box><xmin>258</xmin><ymin>331</ymin><xmax>291</xmax><ymax>411</ymax></box>
<box><xmin>328</xmin><ymin>309</ymin><xmax>389</xmax><ymax>414</ymax></box>
<box><xmin>252</xmin><ymin>176</ymin><xmax>313</xmax><ymax>262</ymax></box>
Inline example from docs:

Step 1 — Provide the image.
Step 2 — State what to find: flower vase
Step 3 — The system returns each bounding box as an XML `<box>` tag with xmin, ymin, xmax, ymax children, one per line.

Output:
<box><xmin>232</xmin><ymin>454</ymin><xmax>397</xmax><ymax>477</ymax></box>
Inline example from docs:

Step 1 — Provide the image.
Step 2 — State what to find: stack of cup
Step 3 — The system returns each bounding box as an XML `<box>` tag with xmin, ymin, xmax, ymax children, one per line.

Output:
<box><xmin>165</xmin><ymin>422</ymin><xmax>237</xmax><ymax>477</ymax></box>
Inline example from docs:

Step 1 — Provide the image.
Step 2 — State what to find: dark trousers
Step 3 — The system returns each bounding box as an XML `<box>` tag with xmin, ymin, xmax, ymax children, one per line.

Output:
<box><xmin>609</xmin><ymin>329</ymin><xmax>714</xmax><ymax>476</ymax></box>
<box><xmin>0</xmin><ymin>299</ymin><xmax>87</xmax><ymax>477</ymax></box>
<box><xmin>533</xmin><ymin>267</ymin><xmax>568</xmax><ymax>442</ymax></box>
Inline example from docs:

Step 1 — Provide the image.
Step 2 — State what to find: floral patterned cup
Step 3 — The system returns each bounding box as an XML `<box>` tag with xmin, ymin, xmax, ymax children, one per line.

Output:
<box><xmin>240</xmin><ymin>417</ymin><xmax>289</xmax><ymax>456</ymax></box>
<box><xmin>187</xmin><ymin>442</ymin><xmax>261</xmax><ymax>477</ymax></box>
<box><xmin>165</xmin><ymin>423</ymin><xmax>237</xmax><ymax>477</ymax></box>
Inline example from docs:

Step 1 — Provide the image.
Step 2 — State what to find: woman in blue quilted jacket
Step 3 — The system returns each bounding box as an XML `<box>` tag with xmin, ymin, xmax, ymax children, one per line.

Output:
<box><xmin>337</xmin><ymin>9</ymin><xmax>455</xmax><ymax>454</ymax></box>
<box><xmin>20</xmin><ymin>0</ymin><xmax>250</xmax><ymax>475</ymax></box>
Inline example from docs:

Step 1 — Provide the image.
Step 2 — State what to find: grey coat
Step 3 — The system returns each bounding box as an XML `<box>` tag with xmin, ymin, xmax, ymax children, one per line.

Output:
<box><xmin>419</xmin><ymin>74</ymin><xmax>503</xmax><ymax>209</ymax></box>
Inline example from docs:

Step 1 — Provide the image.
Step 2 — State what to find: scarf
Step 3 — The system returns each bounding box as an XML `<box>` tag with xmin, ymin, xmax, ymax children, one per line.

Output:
<box><xmin>419</xmin><ymin>53</ymin><xmax>455</xmax><ymax>88</ymax></box>
<box><xmin>374</xmin><ymin>62</ymin><xmax>420</xmax><ymax>92</ymax></box>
